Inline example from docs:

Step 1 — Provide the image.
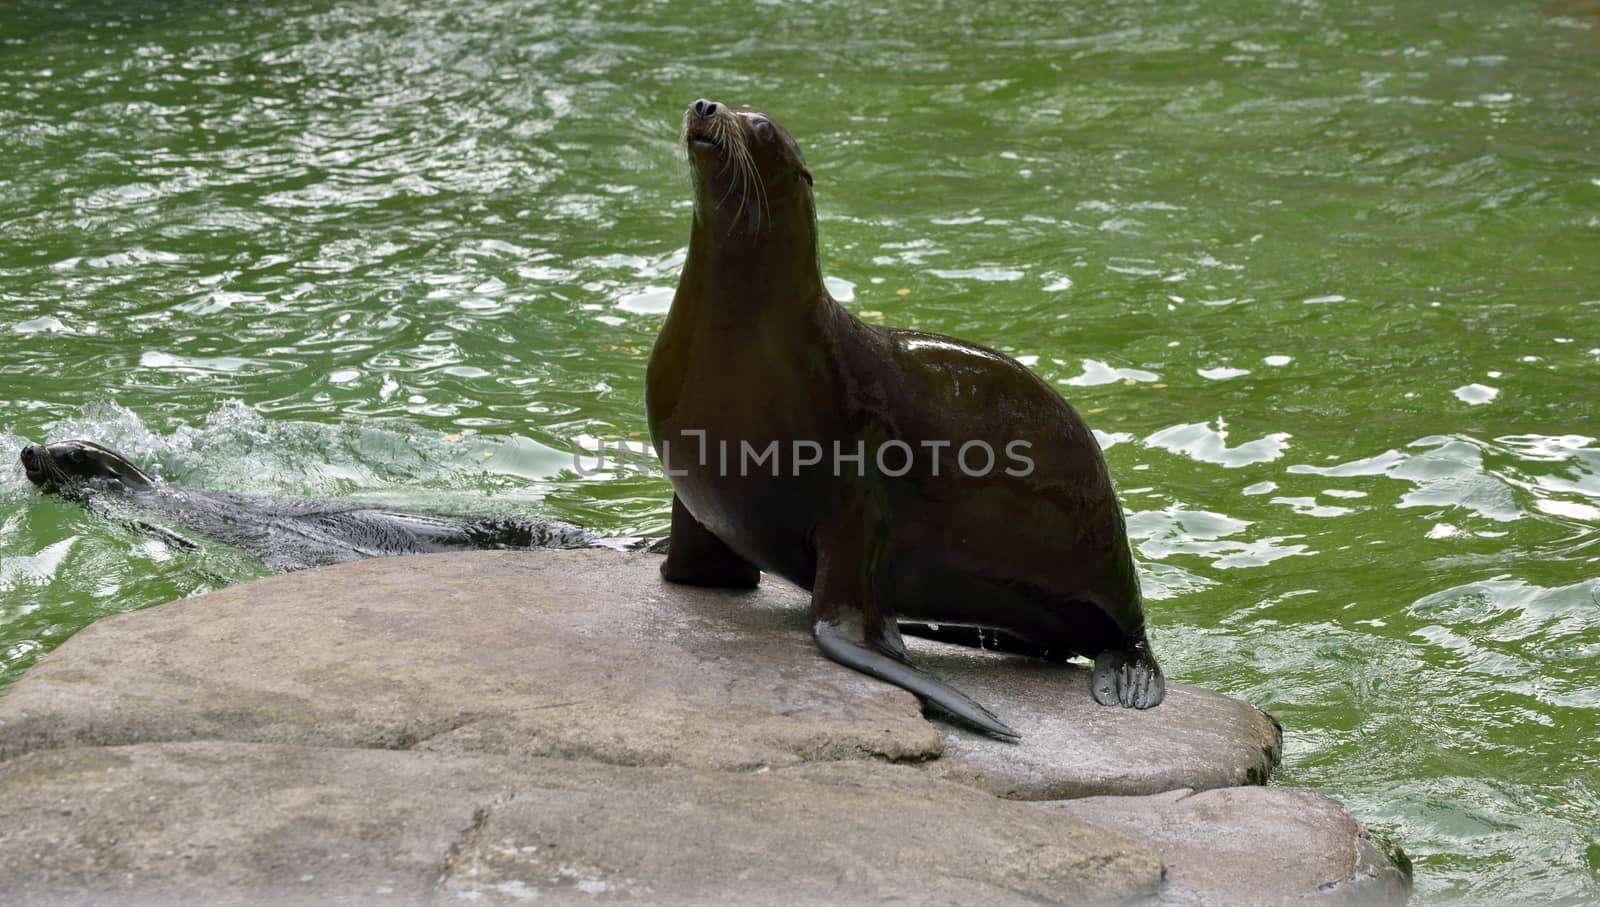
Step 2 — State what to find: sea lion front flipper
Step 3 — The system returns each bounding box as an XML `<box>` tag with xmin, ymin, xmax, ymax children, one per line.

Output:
<box><xmin>1092</xmin><ymin>641</ymin><xmax>1166</xmax><ymax>709</ymax></box>
<box><xmin>129</xmin><ymin>519</ymin><xmax>201</xmax><ymax>551</ymax></box>
<box><xmin>810</xmin><ymin>517</ymin><xmax>1020</xmax><ymax>742</ymax></box>
<box><xmin>81</xmin><ymin>495</ymin><xmax>199</xmax><ymax>552</ymax></box>
<box><xmin>813</xmin><ymin>620</ymin><xmax>1021</xmax><ymax>742</ymax></box>
<box><xmin>658</xmin><ymin>495</ymin><xmax>759</xmax><ymax>588</ymax></box>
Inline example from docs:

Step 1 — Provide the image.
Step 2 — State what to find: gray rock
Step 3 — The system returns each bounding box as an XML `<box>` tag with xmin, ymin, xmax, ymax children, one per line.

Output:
<box><xmin>0</xmin><ymin>742</ymin><xmax>1163</xmax><ymax>906</ymax></box>
<box><xmin>0</xmin><ymin>550</ymin><xmax>1279</xmax><ymax>800</ymax></box>
<box><xmin>0</xmin><ymin>549</ymin><xmax>1403</xmax><ymax>905</ymax></box>
<box><xmin>912</xmin><ymin>642</ymin><xmax>1283</xmax><ymax>799</ymax></box>
<box><xmin>0</xmin><ymin>550</ymin><xmax>939</xmax><ymax>770</ymax></box>
<box><xmin>1044</xmin><ymin>787</ymin><xmax>1413</xmax><ymax>906</ymax></box>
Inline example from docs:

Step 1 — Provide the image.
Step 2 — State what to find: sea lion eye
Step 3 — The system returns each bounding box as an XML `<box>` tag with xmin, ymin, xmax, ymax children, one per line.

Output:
<box><xmin>754</xmin><ymin>119</ymin><xmax>774</xmax><ymax>140</ymax></box>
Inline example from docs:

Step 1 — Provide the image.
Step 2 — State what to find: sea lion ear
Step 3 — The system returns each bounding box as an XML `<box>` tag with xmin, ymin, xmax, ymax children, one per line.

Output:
<box><xmin>799</xmin><ymin>165</ymin><xmax>813</xmax><ymax>186</ymax></box>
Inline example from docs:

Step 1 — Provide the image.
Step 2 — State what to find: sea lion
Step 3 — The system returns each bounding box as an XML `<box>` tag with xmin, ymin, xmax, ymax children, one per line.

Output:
<box><xmin>19</xmin><ymin>439</ymin><xmax>609</xmax><ymax>572</ymax></box>
<box><xmin>646</xmin><ymin>98</ymin><xmax>1165</xmax><ymax>740</ymax></box>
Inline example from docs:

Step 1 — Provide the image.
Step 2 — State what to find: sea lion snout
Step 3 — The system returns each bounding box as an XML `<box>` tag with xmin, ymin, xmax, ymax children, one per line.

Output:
<box><xmin>684</xmin><ymin>97</ymin><xmax>726</xmax><ymax>150</ymax></box>
<box><xmin>19</xmin><ymin>443</ymin><xmax>53</xmax><ymax>488</ymax></box>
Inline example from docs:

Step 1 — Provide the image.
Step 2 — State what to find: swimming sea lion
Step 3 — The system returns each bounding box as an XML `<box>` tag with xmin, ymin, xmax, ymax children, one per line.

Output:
<box><xmin>646</xmin><ymin>98</ymin><xmax>1165</xmax><ymax>740</ymax></box>
<box><xmin>20</xmin><ymin>439</ymin><xmax>606</xmax><ymax>572</ymax></box>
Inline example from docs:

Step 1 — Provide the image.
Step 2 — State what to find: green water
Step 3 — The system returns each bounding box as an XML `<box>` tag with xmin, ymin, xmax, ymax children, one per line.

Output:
<box><xmin>2</xmin><ymin>0</ymin><xmax>1597</xmax><ymax>900</ymax></box>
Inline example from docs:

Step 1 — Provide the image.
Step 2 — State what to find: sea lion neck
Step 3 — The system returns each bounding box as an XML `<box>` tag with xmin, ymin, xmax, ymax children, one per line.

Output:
<box><xmin>676</xmin><ymin>190</ymin><xmax>827</xmax><ymax>320</ymax></box>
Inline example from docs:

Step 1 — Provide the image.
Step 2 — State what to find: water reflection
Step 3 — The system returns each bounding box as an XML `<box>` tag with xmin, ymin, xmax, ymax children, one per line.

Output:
<box><xmin>1146</xmin><ymin>419</ymin><xmax>1292</xmax><ymax>467</ymax></box>
<box><xmin>1127</xmin><ymin>506</ymin><xmax>1312</xmax><ymax>568</ymax></box>
<box><xmin>1062</xmin><ymin>359</ymin><xmax>1160</xmax><ymax>386</ymax></box>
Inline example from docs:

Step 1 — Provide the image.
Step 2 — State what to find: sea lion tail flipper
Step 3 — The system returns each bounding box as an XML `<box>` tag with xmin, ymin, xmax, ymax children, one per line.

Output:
<box><xmin>1091</xmin><ymin>641</ymin><xmax>1166</xmax><ymax>710</ymax></box>
<box><xmin>813</xmin><ymin>620</ymin><xmax>1022</xmax><ymax>742</ymax></box>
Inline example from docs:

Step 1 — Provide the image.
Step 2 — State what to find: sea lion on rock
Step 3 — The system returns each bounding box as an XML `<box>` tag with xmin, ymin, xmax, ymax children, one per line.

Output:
<box><xmin>20</xmin><ymin>439</ymin><xmax>606</xmax><ymax>572</ymax></box>
<box><xmin>646</xmin><ymin>98</ymin><xmax>1165</xmax><ymax>740</ymax></box>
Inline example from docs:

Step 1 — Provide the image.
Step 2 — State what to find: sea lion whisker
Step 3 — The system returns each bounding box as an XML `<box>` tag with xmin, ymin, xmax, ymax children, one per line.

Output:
<box><xmin>707</xmin><ymin>116</ymin><xmax>749</xmax><ymax>227</ymax></box>
<box><xmin>724</xmin><ymin>170</ymin><xmax>754</xmax><ymax>237</ymax></box>
<box><xmin>734</xmin><ymin>138</ymin><xmax>769</xmax><ymax>234</ymax></box>
<box><xmin>720</xmin><ymin>117</ymin><xmax>760</xmax><ymax>234</ymax></box>
<box><xmin>723</xmin><ymin>118</ymin><xmax>767</xmax><ymax>235</ymax></box>
<box><xmin>711</xmin><ymin>165</ymin><xmax>742</xmax><ymax>223</ymax></box>
<box><xmin>730</xmin><ymin>149</ymin><xmax>756</xmax><ymax>235</ymax></box>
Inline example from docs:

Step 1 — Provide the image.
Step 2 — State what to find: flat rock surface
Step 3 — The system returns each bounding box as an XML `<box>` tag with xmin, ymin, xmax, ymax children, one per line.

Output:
<box><xmin>0</xmin><ymin>741</ymin><xmax>1162</xmax><ymax>906</ymax></box>
<box><xmin>0</xmin><ymin>550</ymin><xmax>1409</xmax><ymax>906</ymax></box>
<box><xmin>1047</xmin><ymin>787</ymin><xmax>1413</xmax><ymax>906</ymax></box>
<box><xmin>0</xmin><ymin>550</ymin><xmax>1280</xmax><ymax>797</ymax></box>
<box><xmin>0</xmin><ymin>550</ymin><xmax>937</xmax><ymax>770</ymax></box>
<box><xmin>915</xmin><ymin>644</ymin><xmax>1283</xmax><ymax>799</ymax></box>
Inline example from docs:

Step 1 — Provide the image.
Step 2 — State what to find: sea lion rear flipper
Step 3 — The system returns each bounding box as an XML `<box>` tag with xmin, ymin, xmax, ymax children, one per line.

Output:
<box><xmin>1091</xmin><ymin>641</ymin><xmax>1166</xmax><ymax>710</ymax></box>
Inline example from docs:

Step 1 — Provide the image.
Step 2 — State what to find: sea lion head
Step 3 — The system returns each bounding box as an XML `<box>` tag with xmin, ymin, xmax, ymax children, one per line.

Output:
<box><xmin>681</xmin><ymin>98</ymin><xmax>813</xmax><ymax>235</ymax></box>
<box><xmin>20</xmin><ymin>440</ymin><xmax>156</xmax><ymax>498</ymax></box>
